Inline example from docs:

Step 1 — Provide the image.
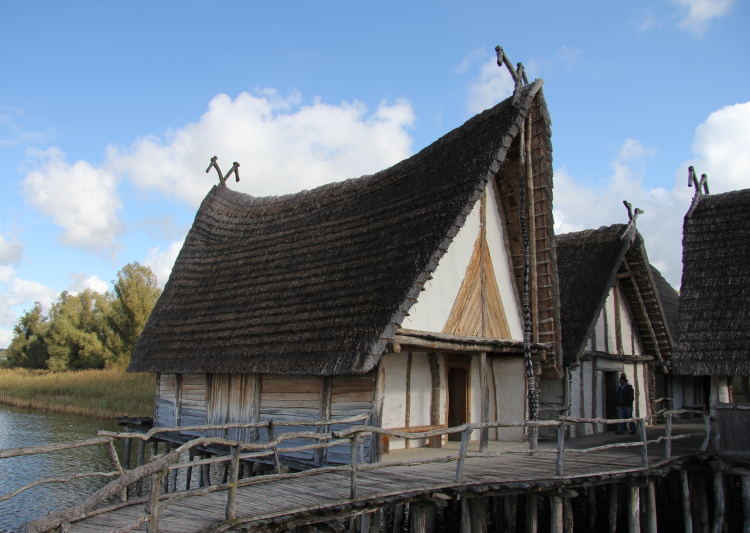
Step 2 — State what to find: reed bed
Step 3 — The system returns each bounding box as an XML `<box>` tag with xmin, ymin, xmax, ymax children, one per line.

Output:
<box><xmin>0</xmin><ymin>368</ymin><xmax>154</xmax><ymax>419</ymax></box>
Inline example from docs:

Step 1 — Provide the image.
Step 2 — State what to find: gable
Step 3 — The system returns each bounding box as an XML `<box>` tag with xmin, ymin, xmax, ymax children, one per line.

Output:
<box><xmin>587</xmin><ymin>281</ymin><xmax>644</xmax><ymax>356</ymax></box>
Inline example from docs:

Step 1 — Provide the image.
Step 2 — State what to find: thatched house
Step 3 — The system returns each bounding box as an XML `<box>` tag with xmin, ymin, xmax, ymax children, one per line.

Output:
<box><xmin>540</xmin><ymin>223</ymin><xmax>674</xmax><ymax>436</ymax></box>
<box><xmin>672</xmin><ymin>187</ymin><xmax>750</xmax><ymax>407</ymax></box>
<box><xmin>128</xmin><ymin>80</ymin><xmax>562</xmax><ymax>466</ymax></box>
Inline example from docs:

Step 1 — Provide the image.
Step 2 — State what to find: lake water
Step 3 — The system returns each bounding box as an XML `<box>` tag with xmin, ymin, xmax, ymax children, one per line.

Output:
<box><xmin>0</xmin><ymin>404</ymin><xmax>124</xmax><ymax>533</ymax></box>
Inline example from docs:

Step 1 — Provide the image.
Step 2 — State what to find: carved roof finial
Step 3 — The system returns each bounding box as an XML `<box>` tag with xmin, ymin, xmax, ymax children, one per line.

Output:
<box><xmin>686</xmin><ymin>166</ymin><xmax>709</xmax><ymax>218</ymax></box>
<box><xmin>621</xmin><ymin>200</ymin><xmax>643</xmax><ymax>240</ymax></box>
<box><xmin>495</xmin><ymin>46</ymin><xmax>529</xmax><ymax>93</ymax></box>
<box><xmin>206</xmin><ymin>156</ymin><xmax>240</xmax><ymax>187</ymax></box>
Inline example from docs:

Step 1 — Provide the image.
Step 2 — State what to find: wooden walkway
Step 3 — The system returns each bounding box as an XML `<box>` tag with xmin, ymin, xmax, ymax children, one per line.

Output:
<box><xmin>65</xmin><ymin>425</ymin><xmax>707</xmax><ymax>533</ymax></box>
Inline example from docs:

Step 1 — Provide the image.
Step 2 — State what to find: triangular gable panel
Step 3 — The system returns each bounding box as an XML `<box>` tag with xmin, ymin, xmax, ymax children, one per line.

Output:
<box><xmin>443</xmin><ymin>203</ymin><xmax>512</xmax><ymax>339</ymax></box>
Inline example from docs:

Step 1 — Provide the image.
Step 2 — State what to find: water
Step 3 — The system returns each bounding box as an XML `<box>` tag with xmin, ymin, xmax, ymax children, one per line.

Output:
<box><xmin>0</xmin><ymin>404</ymin><xmax>123</xmax><ymax>532</ymax></box>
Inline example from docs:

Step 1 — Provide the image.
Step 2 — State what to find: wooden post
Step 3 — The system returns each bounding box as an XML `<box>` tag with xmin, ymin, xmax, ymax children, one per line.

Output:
<box><xmin>123</xmin><ymin>438</ymin><xmax>132</xmax><ymax>470</ymax></box>
<box><xmin>589</xmin><ymin>487</ymin><xmax>598</xmax><ymax>532</ymax></box>
<box><xmin>742</xmin><ymin>476</ymin><xmax>750</xmax><ymax>533</ymax></box>
<box><xmin>225</xmin><ymin>445</ymin><xmax>240</xmax><ymax>520</ymax></box>
<box><xmin>695</xmin><ymin>473</ymin><xmax>709</xmax><ymax>533</ymax></box>
<box><xmin>681</xmin><ymin>470</ymin><xmax>693</xmax><ymax>533</ymax></box>
<box><xmin>372</xmin><ymin>358</ymin><xmax>387</xmax><ymax>461</ymax></box>
<box><xmin>665</xmin><ymin>412</ymin><xmax>672</xmax><ymax>459</ymax></box>
<box><xmin>146</xmin><ymin>467</ymin><xmax>169</xmax><ymax>533</ymax></box>
<box><xmin>556</xmin><ymin>421</ymin><xmax>566</xmax><ymax>477</ymax></box>
<box><xmin>480</xmin><ymin>352</ymin><xmax>489</xmax><ymax>453</ymax></box>
<box><xmin>504</xmin><ymin>495</ymin><xmax>517</xmax><ymax>532</ymax></box>
<box><xmin>468</xmin><ymin>497</ymin><xmax>488</xmax><ymax>533</ymax></box>
<box><xmin>455</xmin><ymin>426</ymin><xmax>472</xmax><ymax>484</ymax></box>
<box><xmin>627</xmin><ymin>486</ymin><xmax>640</xmax><ymax>533</ymax></box>
<box><xmin>135</xmin><ymin>439</ymin><xmax>146</xmax><ymax>496</ymax></box>
<box><xmin>527</xmin><ymin>493</ymin><xmax>538</xmax><ymax>533</ymax></box>
<box><xmin>711</xmin><ymin>472</ymin><xmax>724</xmax><ymax>533</ymax></box>
<box><xmin>551</xmin><ymin>496</ymin><xmax>564</xmax><ymax>533</ymax></box>
<box><xmin>392</xmin><ymin>504</ymin><xmax>405</xmax><ymax>533</ymax></box>
<box><xmin>563</xmin><ymin>497</ymin><xmax>574</xmax><ymax>533</ymax></box>
<box><xmin>410</xmin><ymin>502</ymin><xmax>429</xmax><ymax>533</ymax></box>
<box><xmin>350</xmin><ymin>434</ymin><xmax>359</xmax><ymax>499</ymax></box>
<box><xmin>701</xmin><ymin>414</ymin><xmax>711</xmax><ymax>452</ymax></box>
<box><xmin>645</xmin><ymin>481</ymin><xmax>657</xmax><ymax>533</ymax></box>
<box><xmin>460</xmin><ymin>500</ymin><xmax>471</xmax><ymax>533</ymax></box>
<box><xmin>428</xmin><ymin>353</ymin><xmax>442</xmax><ymax>449</ymax></box>
<box><xmin>640</xmin><ymin>418</ymin><xmax>648</xmax><ymax>467</ymax></box>
<box><xmin>609</xmin><ymin>484</ymin><xmax>619</xmax><ymax>533</ymax></box>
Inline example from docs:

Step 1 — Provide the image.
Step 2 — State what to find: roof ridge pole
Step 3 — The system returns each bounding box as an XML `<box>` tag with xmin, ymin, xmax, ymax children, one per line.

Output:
<box><xmin>685</xmin><ymin>166</ymin><xmax>709</xmax><ymax>219</ymax></box>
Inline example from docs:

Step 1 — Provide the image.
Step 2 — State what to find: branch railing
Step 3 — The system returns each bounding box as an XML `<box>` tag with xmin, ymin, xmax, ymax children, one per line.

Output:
<box><xmin>6</xmin><ymin>409</ymin><xmax>714</xmax><ymax>533</ymax></box>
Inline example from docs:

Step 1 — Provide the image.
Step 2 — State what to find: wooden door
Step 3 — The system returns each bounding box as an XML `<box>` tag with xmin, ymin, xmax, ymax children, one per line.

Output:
<box><xmin>447</xmin><ymin>358</ymin><xmax>470</xmax><ymax>441</ymax></box>
<box><xmin>604</xmin><ymin>371</ymin><xmax>619</xmax><ymax>430</ymax></box>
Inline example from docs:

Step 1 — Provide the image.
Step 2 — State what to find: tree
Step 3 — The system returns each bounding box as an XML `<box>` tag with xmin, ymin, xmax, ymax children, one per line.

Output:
<box><xmin>6</xmin><ymin>303</ymin><xmax>49</xmax><ymax>368</ymax></box>
<box><xmin>104</xmin><ymin>262</ymin><xmax>162</xmax><ymax>368</ymax></box>
<box><xmin>45</xmin><ymin>289</ymin><xmax>112</xmax><ymax>370</ymax></box>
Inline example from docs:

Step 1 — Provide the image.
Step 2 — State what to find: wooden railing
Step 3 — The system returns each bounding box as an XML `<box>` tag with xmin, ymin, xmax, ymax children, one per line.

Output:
<box><xmin>3</xmin><ymin>410</ymin><xmax>715</xmax><ymax>533</ymax></box>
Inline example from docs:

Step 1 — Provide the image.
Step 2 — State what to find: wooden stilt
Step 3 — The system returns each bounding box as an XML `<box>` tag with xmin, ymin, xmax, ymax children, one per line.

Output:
<box><xmin>123</xmin><ymin>438</ymin><xmax>132</xmax><ymax>470</ymax></box>
<box><xmin>460</xmin><ymin>500</ymin><xmax>471</xmax><ymax>533</ymax></box>
<box><xmin>681</xmin><ymin>470</ymin><xmax>694</xmax><ymax>533</ymax></box>
<box><xmin>696</xmin><ymin>473</ymin><xmax>709</xmax><ymax>533</ymax></box>
<box><xmin>491</xmin><ymin>496</ymin><xmax>502</xmax><ymax>531</ymax></box>
<box><xmin>135</xmin><ymin>439</ymin><xmax>146</xmax><ymax>496</ymax></box>
<box><xmin>372</xmin><ymin>508</ymin><xmax>383</xmax><ymax>533</ymax></box>
<box><xmin>712</xmin><ymin>472</ymin><xmax>724</xmax><ymax>533</ymax></box>
<box><xmin>505</xmin><ymin>494</ymin><xmax>518</xmax><ymax>532</ymax></box>
<box><xmin>392</xmin><ymin>504</ymin><xmax>405</xmax><ymax>533</ymax></box>
<box><xmin>551</xmin><ymin>496</ymin><xmax>564</xmax><ymax>533</ymax></box>
<box><xmin>589</xmin><ymin>486</ymin><xmax>598</xmax><ymax>532</ymax></box>
<box><xmin>185</xmin><ymin>449</ymin><xmax>194</xmax><ymax>490</ymax></box>
<box><xmin>527</xmin><ymin>493</ymin><xmax>539</xmax><ymax>533</ymax></box>
<box><xmin>410</xmin><ymin>502</ymin><xmax>428</xmax><ymax>533</ymax></box>
<box><xmin>349</xmin><ymin>515</ymin><xmax>359</xmax><ymax>533</ymax></box>
<box><xmin>609</xmin><ymin>484</ymin><xmax>619</xmax><ymax>533</ymax></box>
<box><xmin>741</xmin><ymin>476</ymin><xmax>750</xmax><ymax>533</ymax></box>
<box><xmin>627</xmin><ymin>486</ymin><xmax>640</xmax><ymax>533</ymax></box>
<box><xmin>468</xmin><ymin>497</ymin><xmax>487</xmax><ymax>533</ymax></box>
<box><xmin>645</xmin><ymin>481</ymin><xmax>657</xmax><ymax>533</ymax></box>
<box><xmin>360</xmin><ymin>511</ymin><xmax>371</xmax><ymax>533</ymax></box>
<box><xmin>563</xmin><ymin>497</ymin><xmax>574</xmax><ymax>533</ymax></box>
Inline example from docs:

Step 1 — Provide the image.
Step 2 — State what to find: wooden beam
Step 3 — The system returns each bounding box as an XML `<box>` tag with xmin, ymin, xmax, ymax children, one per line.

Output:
<box><xmin>428</xmin><ymin>354</ymin><xmax>442</xmax><ymax>449</ymax></box>
<box><xmin>480</xmin><ymin>352</ymin><xmax>489</xmax><ymax>452</ymax></box>
<box><xmin>371</xmin><ymin>359</ymin><xmax>386</xmax><ymax>462</ymax></box>
<box><xmin>405</xmin><ymin>352</ymin><xmax>412</xmax><ymax>449</ymax></box>
<box><xmin>622</xmin><ymin>258</ymin><xmax>663</xmax><ymax>362</ymax></box>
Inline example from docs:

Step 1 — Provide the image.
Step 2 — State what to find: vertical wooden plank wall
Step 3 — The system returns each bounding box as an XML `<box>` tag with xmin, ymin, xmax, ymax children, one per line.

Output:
<box><xmin>326</xmin><ymin>375</ymin><xmax>373</xmax><ymax>464</ymax></box>
<box><xmin>156</xmin><ymin>373</ymin><xmax>177</xmax><ymax>427</ymax></box>
<box><xmin>180</xmin><ymin>374</ymin><xmax>207</xmax><ymax>435</ymax></box>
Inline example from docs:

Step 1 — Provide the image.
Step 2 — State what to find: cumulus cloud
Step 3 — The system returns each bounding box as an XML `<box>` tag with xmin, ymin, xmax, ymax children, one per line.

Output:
<box><xmin>144</xmin><ymin>238</ymin><xmax>185</xmax><ymax>288</ymax></box>
<box><xmin>0</xmin><ymin>234</ymin><xmax>23</xmax><ymax>264</ymax></box>
<box><xmin>68</xmin><ymin>273</ymin><xmax>109</xmax><ymax>295</ymax></box>
<box><xmin>465</xmin><ymin>59</ymin><xmax>516</xmax><ymax>115</ymax></box>
<box><xmin>109</xmin><ymin>91</ymin><xmax>415</xmax><ymax>206</ymax></box>
<box><xmin>555</xmin><ymin>101</ymin><xmax>750</xmax><ymax>289</ymax></box>
<box><xmin>556</xmin><ymin>46</ymin><xmax>582</xmax><ymax>67</ymax></box>
<box><xmin>673</xmin><ymin>0</ymin><xmax>736</xmax><ymax>33</ymax></box>
<box><xmin>0</xmin><ymin>266</ymin><xmax>58</xmax><ymax>347</ymax></box>
<box><xmin>22</xmin><ymin>147</ymin><xmax>124</xmax><ymax>254</ymax></box>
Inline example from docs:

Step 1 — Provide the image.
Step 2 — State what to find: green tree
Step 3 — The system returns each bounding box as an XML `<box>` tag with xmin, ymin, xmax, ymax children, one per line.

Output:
<box><xmin>6</xmin><ymin>303</ymin><xmax>49</xmax><ymax>368</ymax></box>
<box><xmin>104</xmin><ymin>262</ymin><xmax>162</xmax><ymax>368</ymax></box>
<box><xmin>45</xmin><ymin>289</ymin><xmax>112</xmax><ymax>370</ymax></box>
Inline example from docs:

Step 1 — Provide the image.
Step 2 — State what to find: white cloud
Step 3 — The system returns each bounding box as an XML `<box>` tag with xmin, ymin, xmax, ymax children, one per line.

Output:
<box><xmin>0</xmin><ymin>267</ymin><xmax>58</xmax><ymax>347</ymax></box>
<box><xmin>109</xmin><ymin>91</ymin><xmax>415</xmax><ymax>206</ymax></box>
<box><xmin>673</xmin><ymin>0</ymin><xmax>736</xmax><ymax>33</ymax></box>
<box><xmin>454</xmin><ymin>48</ymin><xmax>486</xmax><ymax>74</ymax></box>
<box><xmin>22</xmin><ymin>147</ymin><xmax>124</xmax><ymax>254</ymax></box>
<box><xmin>0</xmin><ymin>234</ymin><xmax>23</xmax><ymax>264</ymax></box>
<box><xmin>68</xmin><ymin>273</ymin><xmax>109</xmax><ymax>295</ymax></box>
<box><xmin>465</xmin><ymin>59</ymin><xmax>516</xmax><ymax>115</ymax></box>
<box><xmin>554</xmin><ymin>101</ymin><xmax>750</xmax><ymax>289</ymax></box>
<box><xmin>556</xmin><ymin>46</ymin><xmax>582</xmax><ymax>67</ymax></box>
<box><xmin>144</xmin><ymin>238</ymin><xmax>185</xmax><ymax>288</ymax></box>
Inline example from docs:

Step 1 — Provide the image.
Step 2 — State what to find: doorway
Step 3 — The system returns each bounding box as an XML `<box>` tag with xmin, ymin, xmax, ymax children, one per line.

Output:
<box><xmin>446</xmin><ymin>357</ymin><xmax>470</xmax><ymax>441</ymax></box>
<box><xmin>604</xmin><ymin>371</ymin><xmax>619</xmax><ymax>431</ymax></box>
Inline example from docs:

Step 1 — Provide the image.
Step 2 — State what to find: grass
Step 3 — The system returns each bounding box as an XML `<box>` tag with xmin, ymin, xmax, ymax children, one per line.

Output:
<box><xmin>0</xmin><ymin>368</ymin><xmax>154</xmax><ymax>419</ymax></box>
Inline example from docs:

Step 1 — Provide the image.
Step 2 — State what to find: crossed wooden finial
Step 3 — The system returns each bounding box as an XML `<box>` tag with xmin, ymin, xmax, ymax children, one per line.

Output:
<box><xmin>688</xmin><ymin>166</ymin><xmax>709</xmax><ymax>195</ymax></box>
<box><xmin>206</xmin><ymin>156</ymin><xmax>240</xmax><ymax>187</ymax></box>
<box><xmin>496</xmin><ymin>45</ymin><xmax>529</xmax><ymax>93</ymax></box>
<box><xmin>620</xmin><ymin>201</ymin><xmax>644</xmax><ymax>241</ymax></box>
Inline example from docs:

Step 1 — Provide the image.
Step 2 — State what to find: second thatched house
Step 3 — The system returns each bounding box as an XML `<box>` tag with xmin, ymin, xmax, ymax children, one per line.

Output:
<box><xmin>539</xmin><ymin>222</ymin><xmax>674</xmax><ymax>436</ymax></box>
<box><xmin>128</xmin><ymin>80</ymin><xmax>563</xmax><ymax>467</ymax></box>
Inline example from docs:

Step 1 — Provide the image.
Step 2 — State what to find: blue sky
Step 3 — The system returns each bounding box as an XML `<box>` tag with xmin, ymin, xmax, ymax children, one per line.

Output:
<box><xmin>1</xmin><ymin>1</ymin><xmax>748</xmax><ymax>347</ymax></box>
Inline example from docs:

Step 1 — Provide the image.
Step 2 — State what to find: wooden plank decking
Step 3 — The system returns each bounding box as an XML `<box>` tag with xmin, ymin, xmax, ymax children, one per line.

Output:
<box><xmin>65</xmin><ymin>425</ymin><xmax>707</xmax><ymax>533</ymax></box>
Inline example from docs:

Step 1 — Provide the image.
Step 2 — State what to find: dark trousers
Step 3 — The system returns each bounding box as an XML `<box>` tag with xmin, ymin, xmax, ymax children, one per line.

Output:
<box><xmin>618</xmin><ymin>406</ymin><xmax>636</xmax><ymax>433</ymax></box>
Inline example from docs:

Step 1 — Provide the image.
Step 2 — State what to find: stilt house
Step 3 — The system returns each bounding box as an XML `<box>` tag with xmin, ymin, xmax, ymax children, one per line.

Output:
<box><xmin>128</xmin><ymin>80</ymin><xmax>563</xmax><ymax>466</ymax></box>
<box><xmin>540</xmin><ymin>223</ymin><xmax>674</xmax><ymax>436</ymax></box>
<box><xmin>672</xmin><ymin>187</ymin><xmax>750</xmax><ymax>412</ymax></box>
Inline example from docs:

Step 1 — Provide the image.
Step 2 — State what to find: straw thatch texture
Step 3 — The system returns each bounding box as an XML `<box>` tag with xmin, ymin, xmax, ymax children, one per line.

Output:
<box><xmin>650</xmin><ymin>265</ymin><xmax>678</xmax><ymax>340</ymax></box>
<box><xmin>673</xmin><ymin>188</ymin><xmax>750</xmax><ymax>376</ymax></box>
<box><xmin>129</xmin><ymin>81</ymin><xmax>553</xmax><ymax>376</ymax></box>
<box><xmin>555</xmin><ymin>225</ymin><xmax>672</xmax><ymax>365</ymax></box>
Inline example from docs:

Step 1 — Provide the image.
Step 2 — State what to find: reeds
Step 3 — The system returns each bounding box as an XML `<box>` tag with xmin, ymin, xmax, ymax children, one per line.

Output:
<box><xmin>0</xmin><ymin>368</ymin><xmax>154</xmax><ymax>419</ymax></box>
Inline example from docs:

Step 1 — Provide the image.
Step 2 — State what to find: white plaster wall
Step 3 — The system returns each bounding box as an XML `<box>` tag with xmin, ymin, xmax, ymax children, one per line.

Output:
<box><xmin>711</xmin><ymin>376</ymin><xmax>731</xmax><ymax>406</ymax></box>
<box><xmin>382</xmin><ymin>353</ymin><xmax>407</xmax><ymax>431</ymax></box>
<box><xmin>410</xmin><ymin>353</ymin><xmax>433</xmax><ymax>428</ymax></box>
<box><xmin>606</xmin><ymin>288</ymin><xmax>617</xmax><ymax>353</ymax></box>
<box><xmin>594</xmin><ymin>310</ymin><xmax>606</xmax><ymax>351</ymax></box>
<box><xmin>485</xmin><ymin>180</ymin><xmax>523</xmax><ymax>339</ymax></box>
<box><xmin>469</xmin><ymin>356</ymin><xmax>481</xmax><ymax>440</ymax></box>
<box><xmin>491</xmin><ymin>356</ymin><xmax>525</xmax><ymax>441</ymax></box>
<box><xmin>401</xmin><ymin>198</ymin><xmax>481</xmax><ymax>332</ymax></box>
<box><xmin>617</xmin><ymin>283</ymin><xmax>633</xmax><ymax>355</ymax></box>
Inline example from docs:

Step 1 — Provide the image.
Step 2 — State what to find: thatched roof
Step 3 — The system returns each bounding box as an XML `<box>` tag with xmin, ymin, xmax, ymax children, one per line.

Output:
<box><xmin>129</xmin><ymin>80</ymin><xmax>559</xmax><ymax>376</ymax></box>
<box><xmin>650</xmin><ymin>265</ymin><xmax>679</xmax><ymax>340</ymax></box>
<box><xmin>555</xmin><ymin>224</ymin><xmax>672</xmax><ymax>366</ymax></box>
<box><xmin>673</xmin><ymin>188</ymin><xmax>750</xmax><ymax>376</ymax></box>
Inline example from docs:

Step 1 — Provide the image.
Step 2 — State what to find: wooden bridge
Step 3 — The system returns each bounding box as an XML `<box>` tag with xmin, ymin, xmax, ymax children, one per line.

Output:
<box><xmin>1</xmin><ymin>410</ymin><xmax>742</xmax><ymax>533</ymax></box>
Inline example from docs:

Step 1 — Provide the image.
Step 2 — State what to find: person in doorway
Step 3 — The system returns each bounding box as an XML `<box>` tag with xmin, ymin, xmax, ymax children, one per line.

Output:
<box><xmin>615</xmin><ymin>374</ymin><xmax>636</xmax><ymax>435</ymax></box>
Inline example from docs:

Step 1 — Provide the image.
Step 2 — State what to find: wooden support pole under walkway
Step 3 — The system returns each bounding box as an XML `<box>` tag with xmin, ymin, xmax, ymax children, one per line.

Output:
<box><xmin>681</xmin><ymin>470</ymin><xmax>693</xmax><ymax>533</ymax></box>
<box><xmin>712</xmin><ymin>471</ymin><xmax>724</xmax><ymax>533</ymax></box>
<box><xmin>526</xmin><ymin>493</ymin><xmax>538</xmax><ymax>533</ymax></box>
<box><xmin>609</xmin><ymin>484</ymin><xmax>619</xmax><ymax>533</ymax></box>
<box><xmin>645</xmin><ymin>481</ymin><xmax>657</xmax><ymax>533</ymax></box>
<box><xmin>627</xmin><ymin>485</ymin><xmax>640</xmax><ymax>533</ymax></box>
<box><xmin>551</xmin><ymin>496</ymin><xmax>563</xmax><ymax>533</ymax></box>
<box><xmin>742</xmin><ymin>476</ymin><xmax>750</xmax><ymax>533</ymax></box>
